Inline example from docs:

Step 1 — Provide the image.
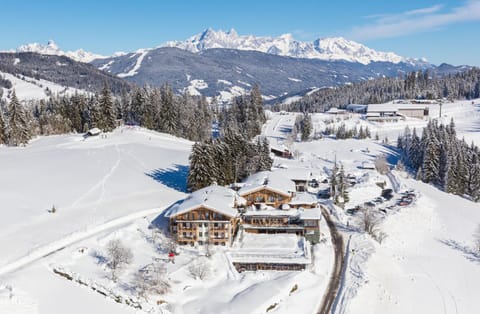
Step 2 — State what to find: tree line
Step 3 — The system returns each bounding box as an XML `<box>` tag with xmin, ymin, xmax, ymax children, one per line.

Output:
<box><xmin>397</xmin><ymin>120</ymin><xmax>480</xmax><ymax>202</ymax></box>
<box><xmin>275</xmin><ymin>67</ymin><xmax>480</xmax><ymax>112</ymax></box>
<box><xmin>0</xmin><ymin>83</ymin><xmax>215</xmax><ymax>146</ymax></box>
<box><xmin>187</xmin><ymin>85</ymin><xmax>272</xmax><ymax>191</ymax></box>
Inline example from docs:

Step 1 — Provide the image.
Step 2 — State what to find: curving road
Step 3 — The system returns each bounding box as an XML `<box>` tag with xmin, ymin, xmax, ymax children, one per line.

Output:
<box><xmin>318</xmin><ymin>206</ymin><xmax>345</xmax><ymax>314</ymax></box>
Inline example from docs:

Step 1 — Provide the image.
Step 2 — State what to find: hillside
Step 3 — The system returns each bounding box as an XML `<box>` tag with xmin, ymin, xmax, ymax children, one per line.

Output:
<box><xmin>92</xmin><ymin>47</ymin><xmax>430</xmax><ymax>103</ymax></box>
<box><xmin>0</xmin><ymin>52</ymin><xmax>131</xmax><ymax>98</ymax></box>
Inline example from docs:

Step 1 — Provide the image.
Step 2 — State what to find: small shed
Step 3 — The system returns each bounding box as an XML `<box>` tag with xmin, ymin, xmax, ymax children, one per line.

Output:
<box><xmin>86</xmin><ymin>128</ymin><xmax>101</xmax><ymax>136</ymax></box>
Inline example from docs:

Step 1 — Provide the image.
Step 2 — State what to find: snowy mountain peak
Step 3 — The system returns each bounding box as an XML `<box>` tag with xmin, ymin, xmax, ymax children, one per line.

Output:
<box><xmin>15</xmin><ymin>40</ymin><xmax>106</xmax><ymax>63</ymax></box>
<box><xmin>163</xmin><ymin>29</ymin><xmax>421</xmax><ymax>65</ymax></box>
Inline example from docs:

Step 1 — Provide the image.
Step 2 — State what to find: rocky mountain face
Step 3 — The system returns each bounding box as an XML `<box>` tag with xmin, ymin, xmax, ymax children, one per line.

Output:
<box><xmin>162</xmin><ymin>28</ymin><xmax>425</xmax><ymax>65</ymax></box>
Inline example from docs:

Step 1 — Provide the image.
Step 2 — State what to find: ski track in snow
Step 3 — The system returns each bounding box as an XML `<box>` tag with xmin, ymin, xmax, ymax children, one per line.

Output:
<box><xmin>69</xmin><ymin>145</ymin><xmax>121</xmax><ymax>210</ymax></box>
<box><xmin>0</xmin><ymin>206</ymin><xmax>166</xmax><ymax>278</ymax></box>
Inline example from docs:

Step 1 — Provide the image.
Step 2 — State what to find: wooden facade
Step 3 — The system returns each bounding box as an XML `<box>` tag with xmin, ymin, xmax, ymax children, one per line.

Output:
<box><xmin>240</xmin><ymin>187</ymin><xmax>292</xmax><ymax>208</ymax></box>
<box><xmin>292</xmin><ymin>179</ymin><xmax>308</xmax><ymax>192</ymax></box>
<box><xmin>169</xmin><ymin>206</ymin><xmax>238</xmax><ymax>246</ymax></box>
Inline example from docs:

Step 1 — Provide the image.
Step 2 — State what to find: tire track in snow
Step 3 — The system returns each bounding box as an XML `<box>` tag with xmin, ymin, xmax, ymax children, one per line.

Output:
<box><xmin>0</xmin><ymin>206</ymin><xmax>166</xmax><ymax>278</ymax></box>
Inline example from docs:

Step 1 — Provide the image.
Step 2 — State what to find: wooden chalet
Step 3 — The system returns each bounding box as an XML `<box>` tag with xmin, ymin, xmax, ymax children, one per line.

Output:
<box><xmin>237</xmin><ymin>171</ymin><xmax>295</xmax><ymax>209</ymax></box>
<box><xmin>165</xmin><ymin>185</ymin><xmax>245</xmax><ymax>246</ymax></box>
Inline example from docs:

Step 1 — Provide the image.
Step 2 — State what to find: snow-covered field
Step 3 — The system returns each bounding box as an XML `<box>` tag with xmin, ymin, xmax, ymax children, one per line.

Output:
<box><xmin>1</xmin><ymin>98</ymin><xmax>480</xmax><ymax>314</ymax></box>
<box><xmin>1</xmin><ymin>71</ymin><xmax>88</xmax><ymax>101</ymax></box>
<box><xmin>0</xmin><ymin>125</ymin><xmax>335</xmax><ymax>314</ymax></box>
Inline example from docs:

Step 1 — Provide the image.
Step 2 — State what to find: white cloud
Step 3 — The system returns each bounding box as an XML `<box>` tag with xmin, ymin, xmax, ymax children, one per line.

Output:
<box><xmin>350</xmin><ymin>1</ymin><xmax>480</xmax><ymax>41</ymax></box>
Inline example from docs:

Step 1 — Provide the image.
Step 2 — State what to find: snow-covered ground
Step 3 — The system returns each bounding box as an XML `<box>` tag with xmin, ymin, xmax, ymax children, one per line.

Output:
<box><xmin>1</xmin><ymin>71</ymin><xmax>88</xmax><ymax>102</ymax></box>
<box><xmin>1</xmin><ymin>98</ymin><xmax>480</xmax><ymax>314</ymax></box>
<box><xmin>0</xmin><ymin>124</ymin><xmax>334</xmax><ymax>314</ymax></box>
<box><xmin>261</xmin><ymin>106</ymin><xmax>480</xmax><ymax>314</ymax></box>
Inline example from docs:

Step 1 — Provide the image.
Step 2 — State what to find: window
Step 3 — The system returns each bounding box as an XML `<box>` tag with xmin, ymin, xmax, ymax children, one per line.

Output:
<box><xmin>199</xmin><ymin>232</ymin><xmax>203</xmax><ymax>237</ymax></box>
<box><xmin>277</xmin><ymin>195</ymin><xmax>283</xmax><ymax>201</ymax></box>
<box><xmin>205</xmin><ymin>212</ymin><xmax>209</xmax><ymax>219</ymax></box>
<box><xmin>268</xmin><ymin>195</ymin><xmax>275</xmax><ymax>202</ymax></box>
<box><xmin>182</xmin><ymin>232</ymin><xmax>187</xmax><ymax>237</ymax></box>
<box><xmin>255</xmin><ymin>196</ymin><xmax>265</xmax><ymax>202</ymax></box>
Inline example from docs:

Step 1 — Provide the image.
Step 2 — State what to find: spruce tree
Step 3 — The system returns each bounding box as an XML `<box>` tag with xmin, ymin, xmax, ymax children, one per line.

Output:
<box><xmin>0</xmin><ymin>110</ymin><xmax>6</xmax><ymax>145</ymax></box>
<box><xmin>301</xmin><ymin>113</ymin><xmax>312</xmax><ymax>141</ymax></box>
<box><xmin>159</xmin><ymin>84</ymin><xmax>178</xmax><ymax>135</ymax></box>
<box><xmin>98</xmin><ymin>84</ymin><xmax>116</xmax><ymax>132</ymax></box>
<box><xmin>187</xmin><ymin>142</ymin><xmax>217</xmax><ymax>191</ymax></box>
<box><xmin>7</xmin><ymin>90</ymin><xmax>30</xmax><ymax>146</ymax></box>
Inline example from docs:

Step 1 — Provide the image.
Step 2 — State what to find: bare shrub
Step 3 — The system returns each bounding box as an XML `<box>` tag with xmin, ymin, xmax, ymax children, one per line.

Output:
<box><xmin>188</xmin><ymin>258</ymin><xmax>210</xmax><ymax>280</ymax></box>
<box><xmin>132</xmin><ymin>264</ymin><xmax>170</xmax><ymax>300</ymax></box>
<box><xmin>106</xmin><ymin>239</ymin><xmax>133</xmax><ymax>282</ymax></box>
<box><xmin>360</xmin><ymin>208</ymin><xmax>379</xmax><ymax>235</ymax></box>
<box><xmin>374</xmin><ymin>155</ymin><xmax>390</xmax><ymax>175</ymax></box>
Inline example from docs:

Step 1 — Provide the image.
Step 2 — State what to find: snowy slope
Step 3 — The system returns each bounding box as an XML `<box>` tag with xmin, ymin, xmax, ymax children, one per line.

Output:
<box><xmin>0</xmin><ymin>127</ymin><xmax>192</xmax><ymax>270</ymax></box>
<box><xmin>0</xmin><ymin>71</ymin><xmax>89</xmax><ymax>101</ymax></box>
<box><xmin>347</xmin><ymin>177</ymin><xmax>480</xmax><ymax>314</ymax></box>
<box><xmin>163</xmin><ymin>28</ymin><xmax>420</xmax><ymax>65</ymax></box>
<box><xmin>0</xmin><ymin>125</ymin><xmax>335</xmax><ymax>314</ymax></box>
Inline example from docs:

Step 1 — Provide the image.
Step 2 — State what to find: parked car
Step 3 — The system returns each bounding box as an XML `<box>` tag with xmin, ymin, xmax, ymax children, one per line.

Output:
<box><xmin>318</xmin><ymin>189</ymin><xmax>331</xmax><ymax>199</ymax></box>
<box><xmin>381</xmin><ymin>188</ymin><xmax>394</xmax><ymax>200</ymax></box>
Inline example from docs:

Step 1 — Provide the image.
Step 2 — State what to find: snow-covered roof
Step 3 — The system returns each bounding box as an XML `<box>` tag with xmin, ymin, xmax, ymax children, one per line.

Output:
<box><xmin>346</xmin><ymin>104</ymin><xmax>368</xmax><ymax>112</ymax></box>
<box><xmin>229</xmin><ymin>233</ymin><xmax>311</xmax><ymax>265</ymax></box>
<box><xmin>238</xmin><ymin>171</ymin><xmax>295</xmax><ymax>197</ymax></box>
<box><xmin>367</xmin><ymin>103</ymin><xmax>429</xmax><ymax>113</ymax></box>
<box><xmin>165</xmin><ymin>185</ymin><xmax>242</xmax><ymax>218</ymax></box>
<box><xmin>289</xmin><ymin>192</ymin><xmax>318</xmax><ymax>205</ymax></box>
<box><xmin>326</xmin><ymin>107</ymin><xmax>346</xmax><ymax>114</ymax></box>
<box><xmin>367</xmin><ymin>104</ymin><xmax>398</xmax><ymax>113</ymax></box>
<box><xmin>244</xmin><ymin>207</ymin><xmax>299</xmax><ymax>217</ymax></box>
<box><xmin>299</xmin><ymin>207</ymin><xmax>321</xmax><ymax>220</ymax></box>
<box><xmin>87</xmin><ymin>127</ymin><xmax>101</xmax><ymax>136</ymax></box>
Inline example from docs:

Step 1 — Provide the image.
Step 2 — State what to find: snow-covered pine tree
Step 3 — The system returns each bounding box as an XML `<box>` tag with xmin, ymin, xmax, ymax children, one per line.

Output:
<box><xmin>258</xmin><ymin>137</ymin><xmax>273</xmax><ymax>171</ymax></box>
<box><xmin>7</xmin><ymin>90</ymin><xmax>30</xmax><ymax>146</ymax></box>
<box><xmin>187</xmin><ymin>142</ymin><xmax>217</xmax><ymax>191</ymax></box>
<box><xmin>130</xmin><ymin>87</ymin><xmax>147</xmax><ymax>126</ymax></box>
<box><xmin>89</xmin><ymin>94</ymin><xmax>101</xmax><ymax>129</ymax></box>
<box><xmin>159</xmin><ymin>84</ymin><xmax>178</xmax><ymax>136</ymax></box>
<box><xmin>0</xmin><ymin>109</ymin><xmax>6</xmax><ymax>144</ymax></box>
<box><xmin>421</xmin><ymin>129</ymin><xmax>440</xmax><ymax>184</ymax></box>
<box><xmin>301</xmin><ymin>113</ymin><xmax>312</xmax><ymax>141</ymax></box>
<box><xmin>338</xmin><ymin>165</ymin><xmax>349</xmax><ymax>205</ymax></box>
<box><xmin>98</xmin><ymin>84</ymin><xmax>116</xmax><ymax>132</ymax></box>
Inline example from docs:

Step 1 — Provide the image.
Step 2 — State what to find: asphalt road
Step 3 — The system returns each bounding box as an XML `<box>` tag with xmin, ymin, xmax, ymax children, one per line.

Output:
<box><xmin>318</xmin><ymin>206</ymin><xmax>345</xmax><ymax>314</ymax></box>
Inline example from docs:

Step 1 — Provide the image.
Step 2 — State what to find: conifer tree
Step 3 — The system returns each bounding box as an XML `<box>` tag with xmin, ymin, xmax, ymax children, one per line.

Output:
<box><xmin>0</xmin><ymin>110</ymin><xmax>6</xmax><ymax>145</ymax></box>
<box><xmin>98</xmin><ymin>84</ymin><xmax>116</xmax><ymax>132</ymax></box>
<box><xmin>7</xmin><ymin>90</ymin><xmax>30</xmax><ymax>146</ymax></box>
<box><xmin>301</xmin><ymin>113</ymin><xmax>312</xmax><ymax>141</ymax></box>
<box><xmin>187</xmin><ymin>142</ymin><xmax>217</xmax><ymax>191</ymax></box>
<box><xmin>159</xmin><ymin>84</ymin><xmax>178</xmax><ymax>135</ymax></box>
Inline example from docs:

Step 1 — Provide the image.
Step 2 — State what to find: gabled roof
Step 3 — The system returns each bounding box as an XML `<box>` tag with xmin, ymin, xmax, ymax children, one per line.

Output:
<box><xmin>165</xmin><ymin>185</ymin><xmax>241</xmax><ymax>218</ymax></box>
<box><xmin>238</xmin><ymin>171</ymin><xmax>295</xmax><ymax>197</ymax></box>
<box><xmin>289</xmin><ymin>192</ymin><xmax>318</xmax><ymax>206</ymax></box>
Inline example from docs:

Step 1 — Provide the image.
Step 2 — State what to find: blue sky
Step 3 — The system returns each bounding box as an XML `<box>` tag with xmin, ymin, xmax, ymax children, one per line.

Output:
<box><xmin>2</xmin><ymin>0</ymin><xmax>480</xmax><ymax>65</ymax></box>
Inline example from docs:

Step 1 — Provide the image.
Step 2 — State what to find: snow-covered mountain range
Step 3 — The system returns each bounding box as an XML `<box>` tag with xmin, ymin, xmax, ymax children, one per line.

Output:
<box><xmin>162</xmin><ymin>28</ymin><xmax>420</xmax><ymax>65</ymax></box>
<box><xmin>14</xmin><ymin>40</ymin><xmax>107</xmax><ymax>63</ymax></box>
